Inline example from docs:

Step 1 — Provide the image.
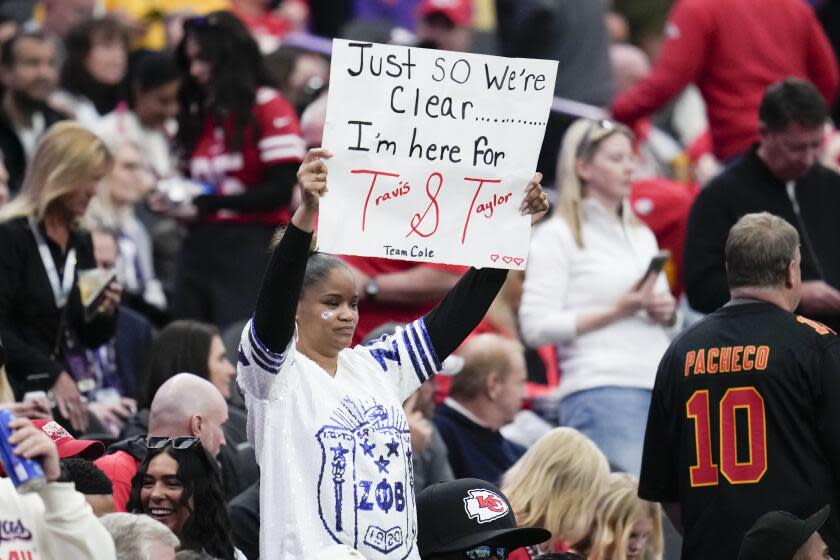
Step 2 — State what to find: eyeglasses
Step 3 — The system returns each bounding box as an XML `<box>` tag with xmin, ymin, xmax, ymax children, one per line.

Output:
<box><xmin>576</xmin><ymin>118</ymin><xmax>631</xmax><ymax>158</ymax></box>
<box><xmin>463</xmin><ymin>546</ymin><xmax>507</xmax><ymax>560</ymax></box>
<box><xmin>146</xmin><ymin>436</ymin><xmax>202</xmax><ymax>450</ymax></box>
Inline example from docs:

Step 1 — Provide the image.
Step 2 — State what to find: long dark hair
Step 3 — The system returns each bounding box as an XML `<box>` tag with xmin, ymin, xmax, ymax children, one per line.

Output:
<box><xmin>174</xmin><ymin>10</ymin><xmax>269</xmax><ymax>157</ymax></box>
<box><xmin>126</xmin><ymin>444</ymin><xmax>234</xmax><ymax>560</ymax></box>
<box><xmin>138</xmin><ymin>320</ymin><xmax>219</xmax><ymax>409</ymax></box>
<box><xmin>61</xmin><ymin>16</ymin><xmax>130</xmax><ymax>115</ymax></box>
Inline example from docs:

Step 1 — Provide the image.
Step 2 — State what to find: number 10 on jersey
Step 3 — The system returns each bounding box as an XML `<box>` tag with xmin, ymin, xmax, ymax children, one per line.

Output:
<box><xmin>686</xmin><ymin>387</ymin><xmax>768</xmax><ymax>487</ymax></box>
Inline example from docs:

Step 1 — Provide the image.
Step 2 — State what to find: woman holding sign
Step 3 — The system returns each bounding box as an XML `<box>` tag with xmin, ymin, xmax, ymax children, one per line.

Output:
<box><xmin>237</xmin><ymin>147</ymin><xmax>548</xmax><ymax>560</ymax></box>
<box><xmin>519</xmin><ymin>119</ymin><xmax>678</xmax><ymax>476</ymax></box>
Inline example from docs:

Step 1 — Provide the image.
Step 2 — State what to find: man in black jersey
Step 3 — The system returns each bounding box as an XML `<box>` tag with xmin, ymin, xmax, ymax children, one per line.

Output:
<box><xmin>640</xmin><ymin>212</ymin><xmax>840</xmax><ymax>559</ymax></box>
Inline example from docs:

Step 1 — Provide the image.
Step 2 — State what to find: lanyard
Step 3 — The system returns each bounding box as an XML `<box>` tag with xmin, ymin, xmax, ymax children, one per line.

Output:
<box><xmin>28</xmin><ymin>217</ymin><xmax>76</xmax><ymax>308</ymax></box>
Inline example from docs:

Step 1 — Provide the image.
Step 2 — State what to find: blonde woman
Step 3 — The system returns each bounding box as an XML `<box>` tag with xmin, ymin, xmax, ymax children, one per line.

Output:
<box><xmin>0</xmin><ymin>122</ymin><xmax>120</xmax><ymax>432</ymax></box>
<box><xmin>503</xmin><ymin>427</ymin><xmax>611</xmax><ymax>559</ymax></box>
<box><xmin>85</xmin><ymin>136</ymin><xmax>166</xmax><ymax>313</ymax></box>
<box><xmin>581</xmin><ymin>473</ymin><xmax>662</xmax><ymax>560</ymax></box>
<box><xmin>519</xmin><ymin>118</ymin><xmax>678</xmax><ymax>475</ymax></box>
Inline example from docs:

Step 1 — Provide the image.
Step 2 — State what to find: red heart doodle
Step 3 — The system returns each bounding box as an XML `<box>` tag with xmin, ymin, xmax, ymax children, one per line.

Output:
<box><xmin>513</xmin><ymin>258</ymin><xmax>524</xmax><ymax>267</ymax></box>
<box><xmin>502</xmin><ymin>256</ymin><xmax>513</xmax><ymax>264</ymax></box>
<box><xmin>490</xmin><ymin>254</ymin><xmax>499</xmax><ymax>263</ymax></box>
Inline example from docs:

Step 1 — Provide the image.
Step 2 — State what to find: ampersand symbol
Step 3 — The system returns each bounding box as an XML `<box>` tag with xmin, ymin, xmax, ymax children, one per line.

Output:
<box><xmin>406</xmin><ymin>172</ymin><xmax>442</xmax><ymax>238</ymax></box>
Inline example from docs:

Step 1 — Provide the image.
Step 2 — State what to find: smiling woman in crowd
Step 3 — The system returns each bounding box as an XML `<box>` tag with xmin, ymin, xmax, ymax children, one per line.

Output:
<box><xmin>127</xmin><ymin>437</ymin><xmax>242</xmax><ymax>559</ymax></box>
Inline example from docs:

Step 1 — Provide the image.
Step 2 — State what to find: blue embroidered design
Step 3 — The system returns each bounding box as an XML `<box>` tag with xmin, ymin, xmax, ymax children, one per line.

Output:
<box><xmin>401</xmin><ymin>328</ymin><xmax>427</xmax><ymax>384</ymax></box>
<box><xmin>247</xmin><ymin>320</ymin><xmax>286</xmax><ymax>374</ymax></box>
<box><xmin>366</xmin><ymin>335</ymin><xmax>402</xmax><ymax>373</ymax></box>
<box><xmin>316</xmin><ymin>397</ymin><xmax>416</xmax><ymax>558</ymax></box>
<box><xmin>415</xmin><ymin>319</ymin><xmax>442</xmax><ymax>371</ymax></box>
<box><xmin>409</xmin><ymin>323</ymin><xmax>434</xmax><ymax>379</ymax></box>
<box><xmin>374</xmin><ymin>455</ymin><xmax>391</xmax><ymax>474</ymax></box>
<box><xmin>330</xmin><ymin>443</ymin><xmax>350</xmax><ymax>531</ymax></box>
<box><xmin>364</xmin><ymin>525</ymin><xmax>404</xmax><ymax>554</ymax></box>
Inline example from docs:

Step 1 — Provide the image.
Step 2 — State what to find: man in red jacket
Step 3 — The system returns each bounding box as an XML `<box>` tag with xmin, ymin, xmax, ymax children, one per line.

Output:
<box><xmin>612</xmin><ymin>0</ymin><xmax>839</xmax><ymax>162</ymax></box>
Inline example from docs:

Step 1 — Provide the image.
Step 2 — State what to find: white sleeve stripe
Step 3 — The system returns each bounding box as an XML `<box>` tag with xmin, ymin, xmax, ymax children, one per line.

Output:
<box><xmin>411</xmin><ymin>319</ymin><xmax>443</xmax><ymax>374</ymax></box>
<box><xmin>246</xmin><ymin>346</ymin><xmax>282</xmax><ymax>374</ymax></box>
<box><xmin>248</xmin><ymin>334</ymin><xmax>284</xmax><ymax>372</ymax></box>
<box><xmin>261</xmin><ymin>147</ymin><xmax>306</xmax><ymax>162</ymax></box>
<box><xmin>248</xmin><ymin>330</ymin><xmax>283</xmax><ymax>366</ymax></box>
<box><xmin>400</xmin><ymin>327</ymin><xmax>429</xmax><ymax>384</ymax></box>
<box><xmin>249</xmin><ymin>320</ymin><xmax>285</xmax><ymax>360</ymax></box>
<box><xmin>408</xmin><ymin>322</ymin><xmax>436</xmax><ymax>380</ymax></box>
<box><xmin>258</xmin><ymin>135</ymin><xmax>305</xmax><ymax>150</ymax></box>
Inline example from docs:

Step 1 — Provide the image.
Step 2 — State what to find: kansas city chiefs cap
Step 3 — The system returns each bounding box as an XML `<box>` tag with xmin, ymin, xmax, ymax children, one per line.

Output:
<box><xmin>416</xmin><ymin>478</ymin><xmax>552</xmax><ymax>558</ymax></box>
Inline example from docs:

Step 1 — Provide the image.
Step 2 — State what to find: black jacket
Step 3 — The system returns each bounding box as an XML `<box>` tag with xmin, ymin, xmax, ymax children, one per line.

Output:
<box><xmin>228</xmin><ymin>481</ymin><xmax>260</xmax><ymax>560</ymax></box>
<box><xmin>684</xmin><ymin>146</ymin><xmax>840</xmax><ymax>330</ymax></box>
<box><xmin>0</xmin><ymin>104</ymin><xmax>68</xmax><ymax>195</ymax></box>
<box><xmin>0</xmin><ymin>217</ymin><xmax>117</xmax><ymax>397</ymax></box>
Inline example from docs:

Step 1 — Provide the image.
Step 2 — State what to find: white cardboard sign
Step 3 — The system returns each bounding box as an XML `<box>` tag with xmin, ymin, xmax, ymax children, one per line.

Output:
<box><xmin>319</xmin><ymin>39</ymin><xmax>557</xmax><ymax>269</ymax></box>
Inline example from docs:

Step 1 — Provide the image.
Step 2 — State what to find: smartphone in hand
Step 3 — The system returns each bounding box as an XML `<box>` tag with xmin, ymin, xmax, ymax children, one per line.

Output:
<box><xmin>634</xmin><ymin>250</ymin><xmax>671</xmax><ymax>291</ymax></box>
<box><xmin>78</xmin><ymin>268</ymin><xmax>118</xmax><ymax>322</ymax></box>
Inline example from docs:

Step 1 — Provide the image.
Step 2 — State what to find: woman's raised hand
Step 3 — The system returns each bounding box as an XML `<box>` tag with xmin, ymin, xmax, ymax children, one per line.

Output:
<box><xmin>292</xmin><ymin>148</ymin><xmax>332</xmax><ymax>232</ymax></box>
<box><xmin>296</xmin><ymin>148</ymin><xmax>332</xmax><ymax>211</ymax></box>
<box><xmin>519</xmin><ymin>172</ymin><xmax>549</xmax><ymax>225</ymax></box>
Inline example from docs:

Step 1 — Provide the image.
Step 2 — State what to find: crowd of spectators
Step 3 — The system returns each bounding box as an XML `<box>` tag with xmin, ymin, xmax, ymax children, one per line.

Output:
<box><xmin>1</xmin><ymin>0</ymin><xmax>840</xmax><ymax>559</ymax></box>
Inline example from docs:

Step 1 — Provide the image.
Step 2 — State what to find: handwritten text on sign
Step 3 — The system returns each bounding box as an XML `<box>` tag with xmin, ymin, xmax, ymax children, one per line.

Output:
<box><xmin>319</xmin><ymin>40</ymin><xmax>557</xmax><ymax>269</ymax></box>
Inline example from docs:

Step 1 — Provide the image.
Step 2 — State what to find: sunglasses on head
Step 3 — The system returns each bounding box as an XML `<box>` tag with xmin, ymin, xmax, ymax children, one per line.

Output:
<box><xmin>576</xmin><ymin>118</ymin><xmax>628</xmax><ymax>158</ymax></box>
<box><xmin>146</xmin><ymin>436</ymin><xmax>202</xmax><ymax>450</ymax></box>
<box><xmin>464</xmin><ymin>546</ymin><xmax>507</xmax><ymax>560</ymax></box>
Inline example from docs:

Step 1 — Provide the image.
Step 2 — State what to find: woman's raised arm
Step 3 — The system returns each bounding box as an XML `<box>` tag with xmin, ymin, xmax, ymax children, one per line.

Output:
<box><xmin>423</xmin><ymin>173</ymin><xmax>548</xmax><ymax>360</ymax></box>
<box><xmin>251</xmin><ymin>149</ymin><xmax>332</xmax><ymax>353</ymax></box>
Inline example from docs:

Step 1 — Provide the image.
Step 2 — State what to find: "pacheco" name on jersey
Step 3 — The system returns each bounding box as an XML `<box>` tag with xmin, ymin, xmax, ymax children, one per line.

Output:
<box><xmin>683</xmin><ymin>345</ymin><xmax>771</xmax><ymax>376</ymax></box>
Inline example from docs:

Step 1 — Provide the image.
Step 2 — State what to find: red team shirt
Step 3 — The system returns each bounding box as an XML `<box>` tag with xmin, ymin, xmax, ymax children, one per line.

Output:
<box><xmin>189</xmin><ymin>87</ymin><xmax>306</xmax><ymax>225</ymax></box>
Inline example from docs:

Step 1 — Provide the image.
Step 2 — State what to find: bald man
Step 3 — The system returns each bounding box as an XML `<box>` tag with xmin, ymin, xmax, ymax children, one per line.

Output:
<box><xmin>94</xmin><ymin>374</ymin><xmax>229</xmax><ymax>512</ymax></box>
<box><xmin>611</xmin><ymin>43</ymin><xmax>651</xmax><ymax>96</ymax></box>
<box><xmin>432</xmin><ymin>334</ymin><xmax>528</xmax><ymax>484</ymax></box>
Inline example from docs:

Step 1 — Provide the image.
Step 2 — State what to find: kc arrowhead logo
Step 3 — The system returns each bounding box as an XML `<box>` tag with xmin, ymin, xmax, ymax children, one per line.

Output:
<box><xmin>463</xmin><ymin>488</ymin><xmax>509</xmax><ymax>524</ymax></box>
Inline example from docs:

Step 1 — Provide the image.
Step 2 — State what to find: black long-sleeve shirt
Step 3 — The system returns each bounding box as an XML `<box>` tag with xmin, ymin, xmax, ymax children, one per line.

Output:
<box><xmin>684</xmin><ymin>146</ymin><xmax>840</xmax><ymax>330</ymax></box>
<box><xmin>253</xmin><ymin>222</ymin><xmax>508</xmax><ymax>362</ymax></box>
<box><xmin>0</xmin><ymin>216</ymin><xmax>117</xmax><ymax>397</ymax></box>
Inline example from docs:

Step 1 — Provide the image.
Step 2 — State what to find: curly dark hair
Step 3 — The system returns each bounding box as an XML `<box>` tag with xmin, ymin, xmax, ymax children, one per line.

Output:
<box><xmin>60</xmin><ymin>458</ymin><xmax>113</xmax><ymax>495</ymax></box>
<box><xmin>174</xmin><ymin>10</ymin><xmax>270</xmax><ymax>158</ymax></box>
<box><xmin>138</xmin><ymin>320</ymin><xmax>219</xmax><ymax>409</ymax></box>
<box><xmin>126</xmin><ymin>443</ymin><xmax>235</xmax><ymax>560</ymax></box>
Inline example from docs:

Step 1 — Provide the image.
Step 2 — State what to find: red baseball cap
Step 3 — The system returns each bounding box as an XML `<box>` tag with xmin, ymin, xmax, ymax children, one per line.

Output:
<box><xmin>32</xmin><ymin>419</ymin><xmax>105</xmax><ymax>460</ymax></box>
<box><xmin>417</xmin><ymin>0</ymin><xmax>473</xmax><ymax>27</ymax></box>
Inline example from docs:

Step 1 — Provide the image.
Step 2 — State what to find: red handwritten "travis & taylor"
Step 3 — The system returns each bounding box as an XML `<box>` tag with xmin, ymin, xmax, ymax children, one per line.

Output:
<box><xmin>353</xmin><ymin>169</ymin><xmax>512</xmax><ymax>245</ymax></box>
